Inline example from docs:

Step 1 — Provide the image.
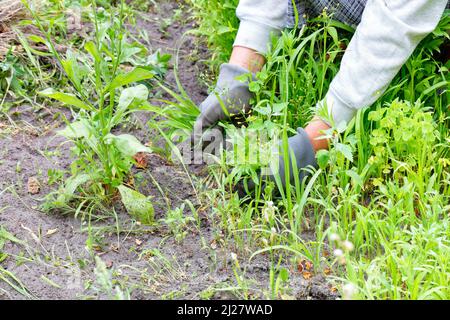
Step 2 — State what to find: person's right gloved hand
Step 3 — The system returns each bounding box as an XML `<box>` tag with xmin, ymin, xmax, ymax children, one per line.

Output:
<box><xmin>192</xmin><ymin>63</ymin><xmax>255</xmax><ymax>145</ymax></box>
<box><xmin>235</xmin><ymin>128</ymin><xmax>318</xmax><ymax>197</ymax></box>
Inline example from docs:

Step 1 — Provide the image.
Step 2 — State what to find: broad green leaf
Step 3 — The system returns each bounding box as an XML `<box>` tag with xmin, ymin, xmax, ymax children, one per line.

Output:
<box><xmin>0</xmin><ymin>227</ymin><xmax>23</xmax><ymax>248</ymax></box>
<box><xmin>62</xmin><ymin>173</ymin><xmax>91</xmax><ymax>197</ymax></box>
<box><xmin>253</xmin><ymin>104</ymin><xmax>271</xmax><ymax>116</ymax></box>
<box><xmin>39</xmin><ymin>88</ymin><xmax>93</xmax><ymax>111</ymax></box>
<box><xmin>105</xmin><ymin>134</ymin><xmax>152</xmax><ymax>157</ymax></box>
<box><xmin>248</xmin><ymin>81</ymin><xmax>261</xmax><ymax>92</ymax></box>
<box><xmin>120</xmin><ymin>41</ymin><xmax>145</xmax><ymax>64</ymax></box>
<box><xmin>27</xmin><ymin>34</ymin><xmax>46</xmax><ymax>44</ymax></box>
<box><xmin>113</xmin><ymin>85</ymin><xmax>149</xmax><ymax>127</ymax></box>
<box><xmin>336</xmin><ymin>143</ymin><xmax>353</xmax><ymax>162</ymax></box>
<box><xmin>58</xmin><ymin>120</ymin><xmax>99</xmax><ymax>156</ymax></box>
<box><xmin>118</xmin><ymin>185</ymin><xmax>154</xmax><ymax>225</ymax></box>
<box><xmin>56</xmin><ymin>173</ymin><xmax>91</xmax><ymax>205</ymax></box>
<box><xmin>316</xmin><ymin>149</ymin><xmax>330</xmax><ymax>169</ymax></box>
<box><xmin>61</xmin><ymin>52</ymin><xmax>82</xmax><ymax>89</ymax></box>
<box><xmin>108</xmin><ymin>67</ymin><xmax>154</xmax><ymax>91</ymax></box>
<box><xmin>345</xmin><ymin>169</ymin><xmax>363</xmax><ymax>188</ymax></box>
<box><xmin>58</xmin><ymin>120</ymin><xmax>94</xmax><ymax>139</ymax></box>
<box><xmin>278</xmin><ymin>268</ymin><xmax>289</xmax><ymax>282</ymax></box>
<box><xmin>217</xmin><ymin>25</ymin><xmax>234</xmax><ymax>35</ymax></box>
<box><xmin>117</xmin><ymin>84</ymin><xmax>149</xmax><ymax>113</ymax></box>
<box><xmin>328</xmin><ymin>26</ymin><xmax>339</xmax><ymax>45</ymax></box>
<box><xmin>272</xmin><ymin>102</ymin><xmax>288</xmax><ymax>115</ymax></box>
<box><xmin>84</xmin><ymin>41</ymin><xmax>101</xmax><ymax>63</ymax></box>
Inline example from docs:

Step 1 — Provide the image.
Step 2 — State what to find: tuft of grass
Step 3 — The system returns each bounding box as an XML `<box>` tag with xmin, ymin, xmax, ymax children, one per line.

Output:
<box><xmin>0</xmin><ymin>227</ymin><xmax>34</xmax><ymax>299</ymax></box>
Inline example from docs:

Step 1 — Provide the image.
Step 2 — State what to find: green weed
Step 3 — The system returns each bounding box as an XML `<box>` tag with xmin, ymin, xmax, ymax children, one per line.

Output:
<box><xmin>19</xmin><ymin>1</ymin><xmax>165</xmax><ymax>223</ymax></box>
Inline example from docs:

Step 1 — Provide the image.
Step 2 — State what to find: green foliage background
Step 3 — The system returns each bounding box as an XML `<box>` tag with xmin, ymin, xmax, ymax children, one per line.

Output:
<box><xmin>185</xmin><ymin>1</ymin><xmax>450</xmax><ymax>299</ymax></box>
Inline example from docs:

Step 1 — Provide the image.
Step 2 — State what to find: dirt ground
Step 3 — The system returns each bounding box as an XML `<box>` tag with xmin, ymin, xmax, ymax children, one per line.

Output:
<box><xmin>0</xmin><ymin>0</ymin><xmax>337</xmax><ymax>300</ymax></box>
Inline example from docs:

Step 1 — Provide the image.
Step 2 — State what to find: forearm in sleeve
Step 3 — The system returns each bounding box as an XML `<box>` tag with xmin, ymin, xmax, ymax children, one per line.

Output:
<box><xmin>234</xmin><ymin>0</ymin><xmax>289</xmax><ymax>54</ymax></box>
<box><xmin>320</xmin><ymin>0</ymin><xmax>448</xmax><ymax>126</ymax></box>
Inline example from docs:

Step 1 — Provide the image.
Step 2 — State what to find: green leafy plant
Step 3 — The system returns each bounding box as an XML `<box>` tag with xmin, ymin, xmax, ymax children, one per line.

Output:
<box><xmin>160</xmin><ymin>203</ymin><xmax>195</xmax><ymax>243</ymax></box>
<box><xmin>368</xmin><ymin>99</ymin><xmax>443</xmax><ymax>196</ymax></box>
<box><xmin>93</xmin><ymin>256</ymin><xmax>130</xmax><ymax>300</ymax></box>
<box><xmin>21</xmin><ymin>0</ymin><xmax>158</xmax><ymax>220</ymax></box>
<box><xmin>188</xmin><ymin>0</ymin><xmax>240</xmax><ymax>69</ymax></box>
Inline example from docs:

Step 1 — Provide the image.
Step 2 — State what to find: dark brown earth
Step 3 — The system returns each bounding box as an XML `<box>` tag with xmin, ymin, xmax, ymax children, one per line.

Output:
<box><xmin>0</xmin><ymin>0</ymin><xmax>337</xmax><ymax>300</ymax></box>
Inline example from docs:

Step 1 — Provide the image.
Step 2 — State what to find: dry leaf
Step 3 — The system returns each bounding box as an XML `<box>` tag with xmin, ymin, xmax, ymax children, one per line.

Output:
<box><xmin>339</xmin><ymin>42</ymin><xmax>347</xmax><ymax>50</ymax></box>
<box><xmin>27</xmin><ymin>177</ymin><xmax>40</xmax><ymax>194</ymax></box>
<box><xmin>133</xmin><ymin>152</ymin><xmax>149</xmax><ymax>169</ymax></box>
<box><xmin>298</xmin><ymin>259</ymin><xmax>313</xmax><ymax>273</ymax></box>
<box><xmin>135</xmin><ymin>239</ymin><xmax>143</xmax><ymax>246</ymax></box>
<box><xmin>93</xmin><ymin>245</ymin><xmax>103</xmax><ymax>253</ymax></box>
<box><xmin>302</xmin><ymin>271</ymin><xmax>313</xmax><ymax>280</ymax></box>
<box><xmin>324</xmin><ymin>267</ymin><xmax>332</xmax><ymax>275</ymax></box>
<box><xmin>46</xmin><ymin>228</ymin><xmax>58</xmax><ymax>236</ymax></box>
<box><xmin>304</xmin><ymin>260</ymin><xmax>313</xmax><ymax>271</ymax></box>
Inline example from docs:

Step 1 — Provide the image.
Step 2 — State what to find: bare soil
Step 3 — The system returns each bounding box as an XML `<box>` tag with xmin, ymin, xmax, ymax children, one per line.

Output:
<box><xmin>0</xmin><ymin>0</ymin><xmax>337</xmax><ymax>300</ymax></box>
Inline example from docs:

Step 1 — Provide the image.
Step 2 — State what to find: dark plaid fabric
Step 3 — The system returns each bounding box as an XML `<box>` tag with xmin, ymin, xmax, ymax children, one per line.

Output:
<box><xmin>287</xmin><ymin>0</ymin><xmax>367</xmax><ymax>28</ymax></box>
<box><xmin>287</xmin><ymin>0</ymin><xmax>450</xmax><ymax>28</ymax></box>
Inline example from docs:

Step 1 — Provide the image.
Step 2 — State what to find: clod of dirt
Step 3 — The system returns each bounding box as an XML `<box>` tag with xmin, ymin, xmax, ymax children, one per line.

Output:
<box><xmin>27</xmin><ymin>176</ymin><xmax>41</xmax><ymax>194</ymax></box>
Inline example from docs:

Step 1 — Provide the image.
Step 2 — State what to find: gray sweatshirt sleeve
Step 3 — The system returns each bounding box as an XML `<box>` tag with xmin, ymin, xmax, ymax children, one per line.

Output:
<box><xmin>320</xmin><ymin>0</ymin><xmax>448</xmax><ymax>127</ymax></box>
<box><xmin>234</xmin><ymin>0</ymin><xmax>289</xmax><ymax>53</ymax></box>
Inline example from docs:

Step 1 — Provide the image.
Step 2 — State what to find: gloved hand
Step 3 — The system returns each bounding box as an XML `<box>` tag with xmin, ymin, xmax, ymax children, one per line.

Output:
<box><xmin>188</xmin><ymin>63</ymin><xmax>255</xmax><ymax>165</ymax></box>
<box><xmin>236</xmin><ymin>128</ymin><xmax>318</xmax><ymax>196</ymax></box>
<box><xmin>192</xmin><ymin>63</ymin><xmax>255</xmax><ymax>143</ymax></box>
<box><xmin>271</xmin><ymin>127</ymin><xmax>318</xmax><ymax>186</ymax></box>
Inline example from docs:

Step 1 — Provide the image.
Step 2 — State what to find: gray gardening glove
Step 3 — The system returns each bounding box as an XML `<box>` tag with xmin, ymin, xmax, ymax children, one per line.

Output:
<box><xmin>237</xmin><ymin>128</ymin><xmax>318</xmax><ymax>196</ymax></box>
<box><xmin>270</xmin><ymin>127</ymin><xmax>318</xmax><ymax>186</ymax></box>
<box><xmin>193</xmin><ymin>63</ymin><xmax>255</xmax><ymax>143</ymax></box>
